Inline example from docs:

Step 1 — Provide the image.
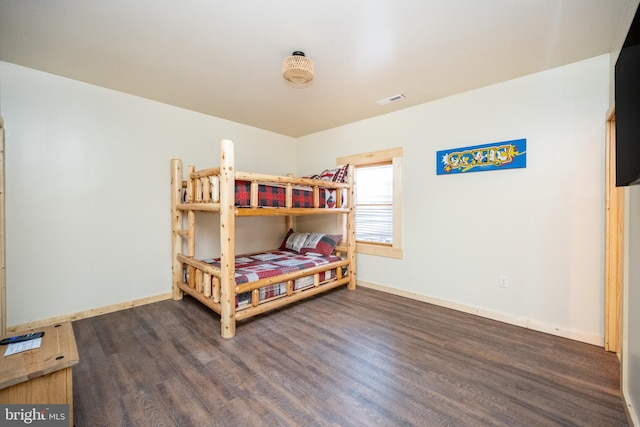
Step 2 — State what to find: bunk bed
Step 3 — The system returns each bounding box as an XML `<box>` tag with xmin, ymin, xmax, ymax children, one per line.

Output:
<box><xmin>171</xmin><ymin>139</ymin><xmax>356</xmax><ymax>338</ymax></box>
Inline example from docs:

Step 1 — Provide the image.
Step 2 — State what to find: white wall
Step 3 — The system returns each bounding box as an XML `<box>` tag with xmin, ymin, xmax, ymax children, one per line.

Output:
<box><xmin>0</xmin><ymin>61</ymin><xmax>295</xmax><ymax>326</ymax></box>
<box><xmin>297</xmin><ymin>55</ymin><xmax>610</xmax><ymax>345</ymax></box>
<box><xmin>0</xmin><ymin>55</ymin><xmax>611</xmax><ymax>345</ymax></box>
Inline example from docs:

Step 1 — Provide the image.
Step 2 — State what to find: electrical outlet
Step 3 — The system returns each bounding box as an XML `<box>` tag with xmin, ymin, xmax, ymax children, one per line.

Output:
<box><xmin>499</xmin><ymin>275</ymin><xmax>509</xmax><ymax>288</ymax></box>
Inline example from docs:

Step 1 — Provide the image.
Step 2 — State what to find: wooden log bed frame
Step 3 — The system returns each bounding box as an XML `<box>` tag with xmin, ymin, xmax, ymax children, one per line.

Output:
<box><xmin>171</xmin><ymin>139</ymin><xmax>356</xmax><ymax>338</ymax></box>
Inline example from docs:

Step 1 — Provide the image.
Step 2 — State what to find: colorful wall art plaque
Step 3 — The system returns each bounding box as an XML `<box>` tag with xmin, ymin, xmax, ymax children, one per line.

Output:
<box><xmin>436</xmin><ymin>138</ymin><xmax>527</xmax><ymax>175</ymax></box>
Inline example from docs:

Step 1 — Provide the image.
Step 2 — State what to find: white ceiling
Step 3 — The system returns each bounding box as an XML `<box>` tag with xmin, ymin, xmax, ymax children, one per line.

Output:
<box><xmin>0</xmin><ymin>1</ymin><xmax>635</xmax><ymax>137</ymax></box>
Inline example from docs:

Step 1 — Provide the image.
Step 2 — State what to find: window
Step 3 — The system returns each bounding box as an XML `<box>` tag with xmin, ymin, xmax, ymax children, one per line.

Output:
<box><xmin>355</xmin><ymin>163</ymin><xmax>393</xmax><ymax>244</ymax></box>
<box><xmin>338</xmin><ymin>147</ymin><xmax>403</xmax><ymax>259</ymax></box>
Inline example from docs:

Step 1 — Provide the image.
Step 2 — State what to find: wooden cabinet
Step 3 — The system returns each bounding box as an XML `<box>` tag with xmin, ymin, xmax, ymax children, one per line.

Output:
<box><xmin>0</xmin><ymin>322</ymin><xmax>79</xmax><ymax>426</ymax></box>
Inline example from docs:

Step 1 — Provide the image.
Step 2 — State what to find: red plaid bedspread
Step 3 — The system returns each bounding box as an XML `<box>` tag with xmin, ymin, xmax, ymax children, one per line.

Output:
<box><xmin>183</xmin><ymin>180</ymin><xmax>341</xmax><ymax>208</ymax></box>
<box><xmin>235</xmin><ymin>180</ymin><xmax>333</xmax><ymax>208</ymax></box>
<box><xmin>202</xmin><ymin>250</ymin><xmax>341</xmax><ymax>285</ymax></box>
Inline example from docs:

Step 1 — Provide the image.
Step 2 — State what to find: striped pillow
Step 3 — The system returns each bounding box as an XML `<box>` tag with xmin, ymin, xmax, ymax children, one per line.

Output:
<box><xmin>301</xmin><ymin>233</ymin><xmax>342</xmax><ymax>256</ymax></box>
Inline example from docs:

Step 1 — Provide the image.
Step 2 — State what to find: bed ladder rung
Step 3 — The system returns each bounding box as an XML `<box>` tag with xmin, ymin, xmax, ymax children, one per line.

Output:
<box><xmin>203</xmin><ymin>273</ymin><xmax>212</xmax><ymax>298</ymax></box>
<box><xmin>313</xmin><ymin>187</ymin><xmax>320</xmax><ymax>208</ymax></box>
<box><xmin>195</xmin><ymin>269</ymin><xmax>203</xmax><ymax>293</ymax></box>
<box><xmin>285</xmin><ymin>183</ymin><xmax>292</xmax><ymax>208</ymax></box>
<box><xmin>188</xmin><ymin>266</ymin><xmax>196</xmax><ymax>289</ymax></box>
<box><xmin>186</xmin><ymin>166</ymin><xmax>195</xmax><ymax>203</ymax></box>
<box><xmin>212</xmin><ymin>176</ymin><xmax>220</xmax><ymax>203</ymax></box>
<box><xmin>212</xmin><ymin>277</ymin><xmax>220</xmax><ymax>303</ymax></box>
<box><xmin>202</xmin><ymin>177</ymin><xmax>211</xmax><ymax>203</ymax></box>
<box><xmin>250</xmin><ymin>181</ymin><xmax>258</xmax><ymax>208</ymax></box>
<box><xmin>195</xmin><ymin>178</ymin><xmax>203</xmax><ymax>202</ymax></box>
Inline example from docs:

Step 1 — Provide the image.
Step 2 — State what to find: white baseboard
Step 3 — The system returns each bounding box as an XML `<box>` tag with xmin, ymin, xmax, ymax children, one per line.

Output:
<box><xmin>8</xmin><ymin>283</ymin><xmax>605</xmax><ymax>348</ymax></box>
<box><xmin>623</xmin><ymin>389</ymin><xmax>639</xmax><ymax>427</ymax></box>
<box><xmin>7</xmin><ymin>292</ymin><xmax>173</xmax><ymax>333</ymax></box>
<box><xmin>358</xmin><ymin>280</ymin><xmax>604</xmax><ymax>347</ymax></box>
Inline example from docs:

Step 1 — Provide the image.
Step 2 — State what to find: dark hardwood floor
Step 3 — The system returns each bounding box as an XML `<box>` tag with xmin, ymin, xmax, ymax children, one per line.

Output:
<box><xmin>72</xmin><ymin>287</ymin><xmax>628</xmax><ymax>426</ymax></box>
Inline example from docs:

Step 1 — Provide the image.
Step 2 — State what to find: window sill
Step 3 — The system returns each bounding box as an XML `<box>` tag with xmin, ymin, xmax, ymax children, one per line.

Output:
<box><xmin>356</xmin><ymin>242</ymin><xmax>403</xmax><ymax>259</ymax></box>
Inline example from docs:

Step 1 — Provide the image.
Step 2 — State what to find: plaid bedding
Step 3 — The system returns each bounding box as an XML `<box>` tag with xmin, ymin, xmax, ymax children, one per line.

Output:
<box><xmin>183</xmin><ymin>180</ymin><xmax>342</xmax><ymax>208</ymax></box>
<box><xmin>201</xmin><ymin>250</ymin><xmax>341</xmax><ymax>308</ymax></box>
<box><xmin>236</xmin><ymin>271</ymin><xmax>335</xmax><ymax>308</ymax></box>
<box><xmin>235</xmin><ymin>180</ymin><xmax>334</xmax><ymax>208</ymax></box>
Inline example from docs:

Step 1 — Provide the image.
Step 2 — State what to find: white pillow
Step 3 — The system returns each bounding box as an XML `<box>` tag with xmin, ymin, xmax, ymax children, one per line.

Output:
<box><xmin>301</xmin><ymin>233</ymin><xmax>325</xmax><ymax>251</ymax></box>
<box><xmin>285</xmin><ymin>232</ymin><xmax>310</xmax><ymax>253</ymax></box>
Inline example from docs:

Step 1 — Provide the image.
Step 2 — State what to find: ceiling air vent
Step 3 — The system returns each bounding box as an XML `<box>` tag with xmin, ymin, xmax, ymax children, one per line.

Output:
<box><xmin>376</xmin><ymin>93</ymin><xmax>406</xmax><ymax>106</ymax></box>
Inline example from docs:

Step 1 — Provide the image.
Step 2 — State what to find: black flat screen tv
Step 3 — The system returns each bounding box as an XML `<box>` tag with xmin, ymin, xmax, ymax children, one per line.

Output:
<box><xmin>616</xmin><ymin>5</ymin><xmax>640</xmax><ymax>186</ymax></box>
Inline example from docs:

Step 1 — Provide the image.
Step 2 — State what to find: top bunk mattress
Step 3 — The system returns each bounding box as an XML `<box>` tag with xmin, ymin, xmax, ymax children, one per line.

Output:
<box><xmin>235</xmin><ymin>181</ymin><xmax>338</xmax><ymax>208</ymax></box>
<box><xmin>182</xmin><ymin>164</ymin><xmax>348</xmax><ymax>209</ymax></box>
<box><xmin>235</xmin><ymin>165</ymin><xmax>348</xmax><ymax>208</ymax></box>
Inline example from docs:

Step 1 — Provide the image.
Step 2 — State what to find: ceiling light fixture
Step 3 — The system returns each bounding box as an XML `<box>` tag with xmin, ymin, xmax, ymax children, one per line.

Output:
<box><xmin>283</xmin><ymin>51</ymin><xmax>314</xmax><ymax>88</ymax></box>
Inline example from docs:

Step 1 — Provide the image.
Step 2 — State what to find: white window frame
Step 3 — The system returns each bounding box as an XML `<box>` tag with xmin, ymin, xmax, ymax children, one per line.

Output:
<box><xmin>338</xmin><ymin>147</ymin><xmax>403</xmax><ymax>259</ymax></box>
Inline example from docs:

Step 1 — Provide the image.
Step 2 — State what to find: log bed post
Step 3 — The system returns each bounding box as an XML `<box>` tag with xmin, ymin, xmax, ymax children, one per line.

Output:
<box><xmin>285</xmin><ymin>174</ymin><xmax>295</xmax><ymax>232</ymax></box>
<box><xmin>285</xmin><ymin>215</ymin><xmax>294</xmax><ymax>233</ymax></box>
<box><xmin>220</xmin><ymin>139</ymin><xmax>237</xmax><ymax>338</ymax></box>
<box><xmin>171</xmin><ymin>159</ymin><xmax>184</xmax><ymax>300</ymax></box>
<box><xmin>187</xmin><ymin>165</ymin><xmax>196</xmax><ymax>259</ymax></box>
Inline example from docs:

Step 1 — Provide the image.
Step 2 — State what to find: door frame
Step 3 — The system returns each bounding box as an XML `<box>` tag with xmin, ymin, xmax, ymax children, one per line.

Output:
<box><xmin>605</xmin><ymin>110</ymin><xmax>623</xmax><ymax>354</ymax></box>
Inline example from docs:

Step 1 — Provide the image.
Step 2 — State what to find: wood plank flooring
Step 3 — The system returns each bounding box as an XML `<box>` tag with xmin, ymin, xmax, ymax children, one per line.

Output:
<box><xmin>72</xmin><ymin>287</ymin><xmax>628</xmax><ymax>426</ymax></box>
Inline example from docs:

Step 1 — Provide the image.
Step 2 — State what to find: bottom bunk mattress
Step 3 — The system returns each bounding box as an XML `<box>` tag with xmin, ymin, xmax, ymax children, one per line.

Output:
<box><xmin>200</xmin><ymin>249</ymin><xmax>342</xmax><ymax>309</ymax></box>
